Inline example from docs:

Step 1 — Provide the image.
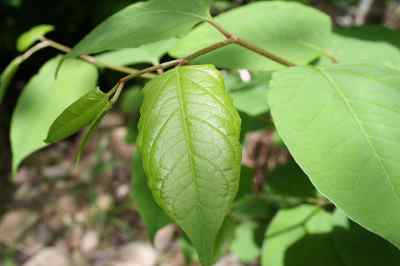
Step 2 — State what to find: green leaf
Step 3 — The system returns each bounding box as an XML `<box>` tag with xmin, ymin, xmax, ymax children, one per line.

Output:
<box><xmin>76</xmin><ymin>101</ymin><xmax>112</xmax><ymax>163</ymax></box>
<box><xmin>120</xmin><ymin>87</ymin><xmax>143</xmax><ymax>114</ymax></box>
<box><xmin>11</xmin><ymin>56</ymin><xmax>98</xmax><ymax>173</ymax></box>
<box><xmin>333</xmin><ymin>210</ymin><xmax>400</xmax><ymax>266</ymax></box>
<box><xmin>70</xmin><ymin>0</ymin><xmax>211</xmax><ymax>57</ymax></box>
<box><xmin>321</xmin><ymin>32</ymin><xmax>400</xmax><ymax>67</ymax></box>
<box><xmin>17</xmin><ymin>24</ymin><xmax>54</xmax><ymax>52</ymax></box>
<box><xmin>0</xmin><ymin>57</ymin><xmax>23</xmax><ymax>103</ymax></box>
<box><xmin>46</xmin><ymin>88</ymin><xmax>110</xmax><ymax>143</ymax></box>
<box><xmin>262</xmin><ymin>205</ymin><xmax>341</xmax><ymax>266</ymax></box>
<box><xmin>228</xmin><ymin>73</ymin><xmax>272</xmax><ymax>116</ymax></box>
<box><xmin>269</xmin><ymin>64</ymin><xmax>400</xmax><ymax>249</ymax></box>
<box><xmin>131</xmin><ymin>151</ymin><xmax>171</xmax><ymax>240</ymax></box>
<box><xmin>231</xmin><ymin>221</ymin><xmax>260</xmax><ymax>262</ymax></box>
<box><xmin>171</xmin><ymin>1</ymin><xmax>332</xmax><ymax>71</ymax></box>
<box><xmin>95</xmin><ymin>39</ymin><xmax>177</xmax><ymax>66</ymax></box>
<box><xmin>138</xmin><ymin>65</ymin><xmax>242</xmax><ymax>266</ymax></box>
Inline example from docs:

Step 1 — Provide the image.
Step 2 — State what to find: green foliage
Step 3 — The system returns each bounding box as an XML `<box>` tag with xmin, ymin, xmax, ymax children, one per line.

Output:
<box><xmin>269</xmin><ymin>64</ymin><xmax>400</xmax><ymax>249</ymax></box>
<box><xmin>16</xmin><ymin>24</ymin><xmax>54</xmax><ymax>52</ymax></box>
<box><xmin>137</xmin><ymin>65</ymin><xmax>241</xmax><ymax>266</ymax></box>
<box><xmin>95</xmin><ymin>39</ymin><xmax>177</xmax><ymax>66</ymax></box>
<box><xmin>11</xmin><ymin>56</ymin><xmax>98</xmax><ymax>173</ymax></box>
<box><xmin>230</xmin><ymin>221</ymin><xmax>261</xmax><ymax>262</ymax></box>
<box><xmin>46</xmin><ymin>88</ymin><xmax>111</xmax><ymax>143</ymax></box>
<box><xmin>70</xmin><ymin>0</ymin><xmax>212</xmax><ymax>56</ymax></box>
<box><xmin>131</xmin><ymin>151</ymin><xmax>171</xmax><ymax>240</ymax></box>
<box><xmin>171</xmin><ymin>1</ymin><xmax>332</xmax><ymax>71</ymax></box>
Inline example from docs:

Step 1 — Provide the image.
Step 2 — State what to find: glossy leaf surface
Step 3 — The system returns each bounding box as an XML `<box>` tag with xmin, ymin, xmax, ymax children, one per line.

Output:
<box><xmin>46</xmin><ymin>88</ymin><xmax>110</xmax><ymax>143</ymax></box>
<box><xmin>171</xmin><ymin>1</ymin><xmax>331</xmax><ymax>71</ymax></box>
<box><xmin>138</xmin><ymin>65</ymin><xmax>241</xmax><ymax>266</ymax></box>
<box><xmin>11</xmin><ymin>57</ymin><xmax>98</xmax><ymax>173</ymax></box>
<box><xmin>70</xmin><ymin>0</ymin><xmax>211</xmax><ymax>56</ymax></box>
<box><xmin>269</xmin><ymin>64</ymin><xmax>400</xmax><ymax>248</ymax></box>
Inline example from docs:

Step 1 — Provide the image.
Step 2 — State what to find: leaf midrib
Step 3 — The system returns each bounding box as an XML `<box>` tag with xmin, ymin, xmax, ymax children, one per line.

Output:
<box><xmin>317</xmin><ymin>67</ymin><xmax>400</xmax><ymax>202</ymax></box>
<box><xmin>175</xmin><ymin>68</ymin><xmax>202</xmax><ymax>212</ymax></box>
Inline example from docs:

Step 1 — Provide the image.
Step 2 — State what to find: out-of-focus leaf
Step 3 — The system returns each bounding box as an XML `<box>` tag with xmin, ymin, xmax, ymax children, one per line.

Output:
<box><xmin>95</xmin><ymin>39</ymin><xmax>177</xmax><ymax>66</ymax></box>
<box><xmin>233</xmin><ymin>195</ymin><xmax>273</xmax><ymax>221</ymax></box>
<box><xmin>131</xmin><ymin>151</ymin><xmax>171</xmax><ymax>240</ymax></box>
<box><xmin>138</xmin><ymin>65</ymin><xmax>241</xmax><ymax>266</ymax></box>
<box><xmin>70</xmin><ymin>0</ymin><xmax>211</xmax><ymax>56</ymax></box>
<box><xmin>46</xmin><ymin>88</ymin><xmax>110</xmax><ymax>143</ymax></box>
<box><xmin>0</xmin><ymin>57</ymin><xmax>23</xmax><ymax>103</ymax></box>
<box><xmin>17</xmin><ymin>24</ymin><xmax>54</xmax><ymax>52</ymax></box>
<box><xmin>321</xmin><ymin>32</ymin><xmax>400</xmax><ymax>67</ymax></box>
<box><xmin>171</xmin><ymin>1</ymin><xmax>332</xmax><ymax>71</ymax></box>
<box><xmin>262</xmin><ymin>205</ymin><xmax>340</xmax><ymax>266</ymax></box>
<box><xmin>11</xmin><ymin>56</ymin><xmax>98</xmax><ymax>173</ymax></box>
<box><xmin>120</xmin><ymin>87</ymin><xmax>143</xmax><ymax>114</ymax></box>
<box><xmin>231</xmin><ymin>221</ymin><xmax>261</xmax><ymax>263</ymax></box>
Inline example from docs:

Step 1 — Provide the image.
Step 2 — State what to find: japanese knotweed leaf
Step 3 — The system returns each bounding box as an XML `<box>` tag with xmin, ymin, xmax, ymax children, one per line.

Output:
<box><xmin>70</xmin><ymin>0</ymin><xmax>212</xmax><ymax>57</ymax></box>
<box><xmin>0</xmin><ymin>57</ymin><xmax>23</xmax><ymax>103</ymax></box>
<box><xmin>269</xmin><ymin>64</ymin><xmax>400</xmax><ymax>249</ymax></box>
<box><xmin>46</xmin><ymin>87</ymin><xmax>110</xmax><ymax>143</ymax></box>
<box><xmin>138</xmin><ymin>65</ymin><xmax>241</xmax><ymax>266</ymax></box>
<box><xmin>11</xmin><ymin>56</ymin><xmax>98</xmax><ymax>174</ymax></box>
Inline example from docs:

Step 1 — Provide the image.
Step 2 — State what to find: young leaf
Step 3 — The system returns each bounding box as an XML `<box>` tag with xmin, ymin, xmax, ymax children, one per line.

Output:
<box><xmin>95</xmin><ymin>39</ymin><xmax>177</xmax><ymax>66</ymax></box>
<box><xmin>11</xmin><ymin>56</ymin><xmax>98</xmax><ymax>173</ymax></box>
<box><xmin>261</xmin><ymin>206</ymin><xmax>341</xmax><ymax>266</ymax></box>
<box><xmin>46</xmin><ymin>88</ymin><xmax>110</xmax><ymax>143</ymax></box>
<box><xmin>138</xmin><ymin>65</ymin><xmax>242</xmax><ymax>266</ymax></box>
<box><xmin>17</xmin><ymin>24</ymin><xmax>54</xmax><ymax>52</ymax></box>
<box><xmin>70</xmin><ymin>0</ymin><xmax>211</xmax><ymax>57</ymax></box>
<box><xmin>131</xmin><ymin>151</ymin><xmax>171</xmax><ymax>241</ymax></box>
<box><xmin>321</xmin><ymin>32</ymin><xmax>400</xmax><ymax>67</ymax></box>
<box><xmin>75</xmin><ymin>101</ymin><xmax>113</xmax><ymax>163</ymax></box>
<box><xmin>171</xmin><ymin>2</ymin><xmax>332</xmax><ymax>71</ymax></box>
<box><xmin>269</xmin><ymin>64</ymin><xmax>400</xmax><ymax>249</ymax></box>
<box><xmin>0</xmin><ymin>57</ymin><xmax>23</xmax><ymax>103</ymax></box>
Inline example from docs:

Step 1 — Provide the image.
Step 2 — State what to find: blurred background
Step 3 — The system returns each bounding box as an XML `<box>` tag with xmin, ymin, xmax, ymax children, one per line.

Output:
<box><xmin>0</xmin><ymin>0</ymin><xmax>399</xmax><ymax>265</ymax></box>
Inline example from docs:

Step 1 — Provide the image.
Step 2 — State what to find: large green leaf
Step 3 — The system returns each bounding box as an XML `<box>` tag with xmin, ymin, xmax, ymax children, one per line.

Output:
<box><xmin>269</xmin><ymin>64</ymin><xmax>400</xmax><ymax>248</ymax></box>
<box><xmin>171</xmin><ymin>1</ymin><xmax>332</xmax><ymax>71</ymax></box>
<box><xmin>138</xmin><ymin>65</ymin><xmax>241</xmax><ymax>266</ymax></box>
<box><xmin>0</xmin><ymin>57</ymin><xmax>23</xmax><ymax>103</ymax></box>
<box><xmin>11</xmin><ymin>56</ymin><xmax>98</xmax><ymax>173</ymax></box>
<box><xmin>70</xmin><ymin>0</ymin><xmax>212</xmax><ymax>56</ymax></box>
<box><xmin>17</xmin><ymin>24</ymin><xmax>54</xmax><ymax>52</ymax></box>
<box><xmin>95</xmin><ymin>39</ymin><xmax>177</xmax><ymax>66</ymax></box>
<box><xmin>46</xmin><ymin>88</ymin><xmax>110</xmax><ymax>143</ymax></box>
<box><xmin>321</xmin><ymin>32</ymin><xmax>400</xmax><ymax>67</ymax></box>
<box><xmin>131</xmin><ymin>151</ymin><xmax>171</xmax><ymax>240</ymax></box>
<box><xmin>262</xmin><ymin>205</ymin><xmax>341</xmax><ymax>266</ymax></box>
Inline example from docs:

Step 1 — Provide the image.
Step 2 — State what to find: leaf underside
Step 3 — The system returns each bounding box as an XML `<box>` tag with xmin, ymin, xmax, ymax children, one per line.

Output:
<box><xmin>138</xmin><ymin>65</ymin><xmax>242</xmax><ymax>266</ymax></box>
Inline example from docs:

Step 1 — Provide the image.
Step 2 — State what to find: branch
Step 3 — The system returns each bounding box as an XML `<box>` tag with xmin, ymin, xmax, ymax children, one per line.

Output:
<box><xmin>207</xmin><ymin>19</ymin><xmax>296</xmax><ymax>67</ymax></box>
<box><xmin>40</xmin><ymin>38</ymin><xmax>155</xmax><ymax>79</ymax></box>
